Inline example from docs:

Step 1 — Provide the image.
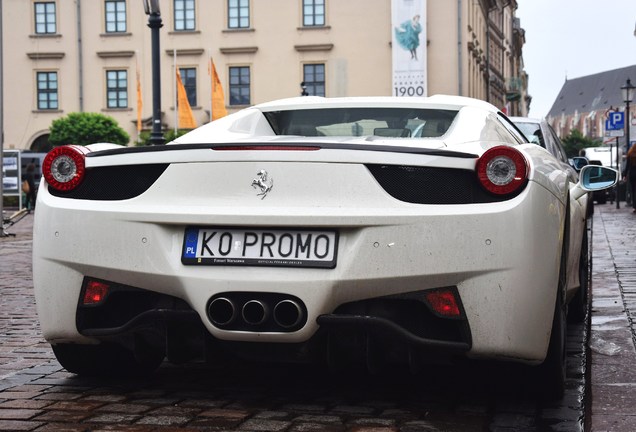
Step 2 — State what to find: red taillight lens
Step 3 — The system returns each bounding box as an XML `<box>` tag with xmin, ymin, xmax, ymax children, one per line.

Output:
<box><xmin>476</xmin><ymin>146</ymin><xmax>528</xmax><ymax>195</ymax></box>
<box><xmin>42</xmin><ymin>145</ymin><xmax>89</xmax><ymax>191</ymax></box>
<box><xmin>425</xmin><ymin>288</ymin><xmax>462</xmax><ymax>318</ymax></box>
<box><xmin>82</xmin><ymin>280</ymin><xmax>110</xmax><ymax>305</ymax></box>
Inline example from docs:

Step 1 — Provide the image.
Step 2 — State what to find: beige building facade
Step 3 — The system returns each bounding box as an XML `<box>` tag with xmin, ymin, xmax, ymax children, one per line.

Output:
<box><xmin>3</xmin><ymin>0</ymin><xmax>528</xmax><ymax>151</ymax></box>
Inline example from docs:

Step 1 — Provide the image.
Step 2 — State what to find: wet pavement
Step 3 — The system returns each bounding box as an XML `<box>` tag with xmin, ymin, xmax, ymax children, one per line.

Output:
<box><xmin>588</xmin><ymin>204</ymin><xmax>636</xmax><ymax>431</ymax></box>
<box><xmin>0</xmin><ymin>204</ymin><xmax>634</xmax><ymax>431</ymax></box>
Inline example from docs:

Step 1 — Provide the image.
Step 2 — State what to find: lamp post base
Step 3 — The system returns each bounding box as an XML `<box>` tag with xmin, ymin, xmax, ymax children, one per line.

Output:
<box><xmin>150</xmin><ymin>133</ymin><xmax>165</xmax><ymax>146</ymax></box>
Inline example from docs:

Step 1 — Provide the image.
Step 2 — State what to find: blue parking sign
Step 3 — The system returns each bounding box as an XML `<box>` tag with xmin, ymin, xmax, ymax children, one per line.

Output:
<box><xmin>606</xmin><ymin>112</ymin><xmax>625</xmax><ymax>130</ymax></box>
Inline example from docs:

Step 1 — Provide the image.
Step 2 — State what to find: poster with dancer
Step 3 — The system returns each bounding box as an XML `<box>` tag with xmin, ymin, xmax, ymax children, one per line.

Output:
<box><xmin>392</xmin><ymin>0</ymin><xmax>427</xmax><ymax>97</ymax></box>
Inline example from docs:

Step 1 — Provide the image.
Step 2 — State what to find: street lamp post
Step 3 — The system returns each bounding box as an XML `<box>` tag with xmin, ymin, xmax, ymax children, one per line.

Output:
<box><xmin>621</xmin><ymin>78</ymin><xmax>635</xmax><ymax>207</ymax></box>
<box><xmin>622</xmin><ymin>78</ymin><xmax>635</xmax><ymax>151</ymax></box>
<box><xmin>143</xmin><ymin>0</ymin><xmax>165</xmax><ymax>145</ymax></box>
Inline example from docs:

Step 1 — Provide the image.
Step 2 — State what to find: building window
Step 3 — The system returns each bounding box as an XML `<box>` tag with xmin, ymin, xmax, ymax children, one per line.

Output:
<box><xmin>174</xmin><ymin>0</ymin><xmax>195</xmax><ymax>31</ymax></box>
<box><xmin>37</xmin><ymin>72</ymin><xmax>58</xmax><ymax>110</ymax></box>
<box><xmin>106</xmin><ymin>70</ymin><xmax>128</xmax><ymax>108</ymax></box>
<box><xmin>229</xmin><ymin>66</ymin><xmax>250</xmax><ymax>106</ymax></box>
<box><xmin>34</xmin><ymin>2</ymin><xmax>56</xmax><ymax>34</ymax></box>
<box><xmin>303</xmin><ymin>64</ymin><xmax>325</xmax><ymax>96</ymax></box>
<box><xmin>105</xmin><ymin>0</ymin><xmax>127</xmax><ymax>33</ymax></box>
<box><xmin>303</xmin><ymin>0</ymin><xmax>325</xmax><ymax>26</ymax></box>
<box><xmin>228</xmin><ymin>0</ymin><xmax>249</xmax><ymax>29</ymax></box>
<box><xmin>179</xmin><ymin>67</ymin><xmax>197</xmax><ymax>107</ymax></box>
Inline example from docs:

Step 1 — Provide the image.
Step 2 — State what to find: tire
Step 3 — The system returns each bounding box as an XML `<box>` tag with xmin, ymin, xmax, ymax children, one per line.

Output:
<box><xmin>539</xmin><ymin>291</ymin><xmax>566</xmax><ymax>400</ymax></box>
<box><xmin>537</xmin><ymin>232</ymin><xmax>568</xmax><ymax>400</ymax></box>
<box><xmin>52</xmin><ymin>340</ymin><xmax>164</xmax><ymax>377</ymax></box>
<box><xmin>568</xmin><ymin>223</ymin><xmax>589</xmax><ymax>323</ymax></box>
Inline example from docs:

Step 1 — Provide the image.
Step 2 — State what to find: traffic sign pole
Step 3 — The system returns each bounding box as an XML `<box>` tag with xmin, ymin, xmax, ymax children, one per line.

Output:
<box><xmin>617</xmin><ymin>137</ymin><xmax>620</xmax><ymax>209</ymax></box>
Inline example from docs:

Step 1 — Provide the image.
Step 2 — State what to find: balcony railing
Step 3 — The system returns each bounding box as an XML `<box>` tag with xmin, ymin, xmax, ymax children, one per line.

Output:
<box><xmin>505</xmin><ymin>77</ymin><xmax>523</xmax><ymax>101</ymax></box>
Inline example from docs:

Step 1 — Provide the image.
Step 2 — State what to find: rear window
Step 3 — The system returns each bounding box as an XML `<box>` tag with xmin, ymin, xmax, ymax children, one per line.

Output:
<box><xmin>263</xmin><ymin>108</ymin><xmax>458</xmax><ymax>138</ymax></box>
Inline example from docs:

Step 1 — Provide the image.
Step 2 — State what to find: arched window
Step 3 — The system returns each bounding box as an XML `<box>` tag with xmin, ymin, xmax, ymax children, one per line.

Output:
<box><xmin>31</xmin><ymin>134</ymin><xmax>53</xmax><ymax>153</ymax></box>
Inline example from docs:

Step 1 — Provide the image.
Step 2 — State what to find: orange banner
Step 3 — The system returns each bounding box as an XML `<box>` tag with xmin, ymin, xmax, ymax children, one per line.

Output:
<box><xmin>136</xmin><ymin>57</ymin><xmax>142</xmax><ymax>132</ymax></box>
<box><xmin>209</xmin><ymin>59</ymin><xmax>228</xmax><ymax>121</ymax></box>
<box><xmin>176</xmin><ymin>69</ymin><xmax>197</xmax><ymax>129</ymax></box>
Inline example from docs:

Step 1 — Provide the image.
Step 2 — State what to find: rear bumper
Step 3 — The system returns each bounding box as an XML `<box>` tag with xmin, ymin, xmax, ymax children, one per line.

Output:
<box><xmin>33</xmin><ymin>172</ymin><xmax>563</xmax><ymax>363</ymax></box>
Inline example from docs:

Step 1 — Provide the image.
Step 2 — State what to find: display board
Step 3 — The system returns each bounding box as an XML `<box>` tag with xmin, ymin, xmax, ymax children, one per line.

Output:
<box><xmin>2</xmin><ymin>150</ymin><xmax>23</xmax><ymax>209</ymax></box>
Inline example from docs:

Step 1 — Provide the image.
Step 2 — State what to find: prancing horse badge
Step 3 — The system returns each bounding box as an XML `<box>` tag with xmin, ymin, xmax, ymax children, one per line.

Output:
<box><xmin>251</xmin><ymin>170</ymin><xmax>273</xmax><ymax>199</ymax></box>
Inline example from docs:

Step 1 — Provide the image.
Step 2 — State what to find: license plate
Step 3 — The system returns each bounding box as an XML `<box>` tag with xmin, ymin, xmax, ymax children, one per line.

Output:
<box><xmin>182</xmin><ymin>227</ymin><xmax>338</xmax><ymax>268</ymax></box>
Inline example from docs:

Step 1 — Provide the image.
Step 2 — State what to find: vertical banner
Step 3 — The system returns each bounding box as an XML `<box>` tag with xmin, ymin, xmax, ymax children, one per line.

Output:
<box><xmin>176</xmin><ymin>69</ymin><xmax>197</xmax><ymax>129</ymax></box>
<box><xmin>392</xmin><ymin>0</ymin><xmax>427</xmax><ymax>97</ymax></box>
<box><xmin>209</xmin><ymin>58</ymin><xmax>228</xmax><ymax>121</ymax></box>
<box><xmin>135</xmin><ymin>54</ymin><xmax>143</xmax><ymax>133</ymax></box>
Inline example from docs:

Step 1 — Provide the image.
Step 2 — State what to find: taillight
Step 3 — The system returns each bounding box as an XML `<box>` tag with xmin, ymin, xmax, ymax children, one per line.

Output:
<box><xmin>476</xmin><ymin>146</ymin><xmax>528</xmax><ymax>195</ymax></box>
<box><xmin>42</xmin><ymin>145</ymin><xmax>90</xmax><ymax>191</ymax></box>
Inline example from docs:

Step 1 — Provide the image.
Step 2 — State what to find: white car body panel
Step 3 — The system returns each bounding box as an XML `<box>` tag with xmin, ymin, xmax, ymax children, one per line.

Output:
<box><xmin>34</xmin><ymin>177</ymin><xmax>561</xmax><ymax>362</ymax></box>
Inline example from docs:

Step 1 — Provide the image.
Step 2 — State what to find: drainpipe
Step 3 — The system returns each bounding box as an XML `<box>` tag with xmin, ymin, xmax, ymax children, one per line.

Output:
<box><xmin>457</xmin><ymin>0</ymin><xmax>463</xmax><ymax>96</ymax></box>
<box><xmin>0</xmin><ymin>0</ymin><xmax>5</xmax><ymax>234</ymax></box>
<box><xmin>77</xmin><ymin>0</ymin><xmax>83</xmax><ymax>111</ymax></box>
<box><xmin>485</xmin><ymin>9</ymin><xmax>490</xmax><ymax>103</ymax></box>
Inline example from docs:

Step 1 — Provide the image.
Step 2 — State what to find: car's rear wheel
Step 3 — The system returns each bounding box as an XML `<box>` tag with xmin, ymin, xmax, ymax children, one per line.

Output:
<box><xmin>52</xmin><ymin>340</ymin><xmax>164</xmax><ymax>377</ymax></box>
<box><xmin>537</xmin><ymin>227</ymin><xmax>568</xmax><ymax>400</ymax></box>
<box><xmin>569</xmin><ymin>223</ymin><xmax>589</xmax><ymax>323</ymax></box>
<box><xmin>539</xmin><ymin>290</ymin><xmax>566</xmax><ymax>400</ymax></box>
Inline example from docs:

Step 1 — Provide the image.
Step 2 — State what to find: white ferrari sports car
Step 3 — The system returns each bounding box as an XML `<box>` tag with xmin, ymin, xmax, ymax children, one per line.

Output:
<box><xmin>33</xmin><ymin>96</ymin><xmax>616</xmax><ymax>396</ymax></box>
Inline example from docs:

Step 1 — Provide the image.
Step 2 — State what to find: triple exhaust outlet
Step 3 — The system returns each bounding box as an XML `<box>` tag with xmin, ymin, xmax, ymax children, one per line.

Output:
<box><xmin>207</xmin><ymin>294</ymin><xmax>306</xmax><ymax>332</ymax></box>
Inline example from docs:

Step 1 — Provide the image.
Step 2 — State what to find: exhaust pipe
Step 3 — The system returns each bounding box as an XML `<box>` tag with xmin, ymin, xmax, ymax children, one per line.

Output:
<box><xmin>242</xmin><ymin>300</ymin><xmax>268</xmax><ymax>325</ymax></box>
<box><xmin>208</xmin><ymin>297</ymin><xmax>237</xmax><ymax>326</ymax></box>
<box><xmin>273</xmin><ymin>299</ymin><xmax>303</xmax><ymax>329</ymax></box>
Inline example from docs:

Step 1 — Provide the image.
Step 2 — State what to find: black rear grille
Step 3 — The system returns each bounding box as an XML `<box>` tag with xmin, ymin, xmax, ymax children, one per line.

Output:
<box><xmin>366</xmin><ymin>164</ymin><xmax>518</xmax><ymax>204</ymax></box>
<box><xmin>49</xmin><ymin>164</ymin><xmax>169</xmax><ymax>200</ymax></box>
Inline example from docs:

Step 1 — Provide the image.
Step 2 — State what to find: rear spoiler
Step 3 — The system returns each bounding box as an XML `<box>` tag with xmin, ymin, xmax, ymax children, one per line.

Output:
<box><xmin>87</xmin><ymin>142</ymin><xmax>478</xmax><ymax>159</ymax></box>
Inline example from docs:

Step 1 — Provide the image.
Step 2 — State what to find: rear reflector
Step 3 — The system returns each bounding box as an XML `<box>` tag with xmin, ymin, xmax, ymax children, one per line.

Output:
<box><xmin>425</xmin><ymin>288</ymin><xmax>461</xmax><ymax>318</ymax></box>
<box><xmin>82</xmin><ymin>280</ymin><xmax>110</xmax><ymax>305</ymax></box>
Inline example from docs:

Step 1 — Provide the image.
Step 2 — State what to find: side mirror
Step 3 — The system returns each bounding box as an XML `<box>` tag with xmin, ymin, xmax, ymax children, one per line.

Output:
<box><xmin>570</xmin><ymin>156</ymin><xmax>589</xmax><ymax>172</ymax></box>
<box><xmin>580</xmin><ymin>165</ymin><xmax>618</xmax><ymax>190</ymax></box>
<box><xmin>571</xmin><ymin>165</ymin><xmax>618</xmax><ymax>201</ymax></box>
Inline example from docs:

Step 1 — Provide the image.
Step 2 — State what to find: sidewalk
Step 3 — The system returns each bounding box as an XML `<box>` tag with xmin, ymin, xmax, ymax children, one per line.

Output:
<box><xmin>589</xmin><ymin>204</ymin><xmax>636</xmax><ymax>431</ymax></box>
